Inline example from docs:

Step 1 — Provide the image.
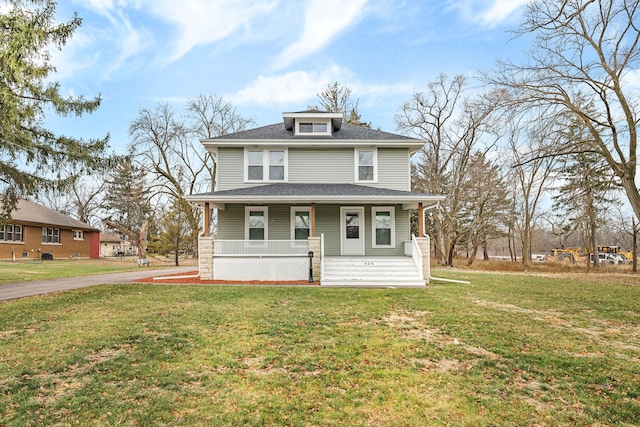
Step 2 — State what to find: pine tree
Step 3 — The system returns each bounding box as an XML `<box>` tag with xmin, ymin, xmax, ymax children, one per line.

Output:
<box><xmin>103</xmin><ymin>160</ymin><xmax>152</xmax><ymax>260</ymax></box>
<box><xmin>0</xmin><ymin>0</ymin><xmax>112</xmax><ymax>220</ymax></box>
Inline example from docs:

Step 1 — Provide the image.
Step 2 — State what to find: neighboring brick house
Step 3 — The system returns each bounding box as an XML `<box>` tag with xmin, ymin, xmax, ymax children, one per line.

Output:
<box><xmin>0</xmin><ymin>199</ymin><xmax>99</xmax><ymax>260</ymax></box>
<box><xmin>186</xmin><ymin>110</ymin><xmax>444</xmax><ymax>286</ymax></box>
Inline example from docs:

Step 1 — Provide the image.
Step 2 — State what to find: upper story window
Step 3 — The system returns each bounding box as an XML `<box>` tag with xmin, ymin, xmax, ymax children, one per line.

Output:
<box><xmin>245</xmin><ymin>149</ymin><xmax>288</xmax><ymax>182</ymax></box>
<box><xmin>295</xmin><ymin>119</ymin><xmax>331</xmax><ymax>136</ymax></box>
<box><xmin>0</xmin><ymin>224</ymin><xmax>22</xmax><ymax>242</ymax></box>
<box><xmin>355</xmin><ymin>148</ymin><xmax>378</xmax><ymax>182</ymax></box>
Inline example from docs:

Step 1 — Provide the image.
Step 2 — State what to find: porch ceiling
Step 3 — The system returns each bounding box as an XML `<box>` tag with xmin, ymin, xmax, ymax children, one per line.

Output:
<box><xmin>185</xmin><ymin>183</ymin><xmax>445</xmax><ymax>210</ymax></box>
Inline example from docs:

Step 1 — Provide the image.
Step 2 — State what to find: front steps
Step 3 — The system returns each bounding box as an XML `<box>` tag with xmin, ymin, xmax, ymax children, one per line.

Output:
<box><xmin>321</xmin><ymin>256</ymin><xmax>426</xmax><ymax>287</ymax></box>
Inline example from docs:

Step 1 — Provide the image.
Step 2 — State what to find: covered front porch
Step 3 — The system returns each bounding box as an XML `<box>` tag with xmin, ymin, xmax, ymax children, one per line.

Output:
<box><xmin>197</xmin><ymin>234</ymin><xmax>431</xmax><ymax>287</ymax></box>
<box><xmin>187</xmin><ymin>183</ymin><xmax>443</xmax><ymax>286</ymax></box>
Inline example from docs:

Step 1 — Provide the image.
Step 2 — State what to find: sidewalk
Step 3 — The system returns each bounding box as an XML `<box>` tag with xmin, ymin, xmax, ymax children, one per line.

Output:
<box><xmin>0</xmin><ymin>266</ymin><xmax>195</xmax><ymax>301</ymax></box>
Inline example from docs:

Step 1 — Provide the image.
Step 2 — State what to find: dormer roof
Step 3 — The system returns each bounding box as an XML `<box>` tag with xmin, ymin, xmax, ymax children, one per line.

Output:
<box><xmin>282</xmin><ymin>110</ymin><xmax>344</xmax><ymax>131</ymax></box>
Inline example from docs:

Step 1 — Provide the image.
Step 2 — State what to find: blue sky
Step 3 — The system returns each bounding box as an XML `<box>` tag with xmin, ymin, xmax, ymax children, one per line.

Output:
<box><xmin>47</xmin><ymin>0</ymin><xmax>531</xmax><ymax>152</ymax></box>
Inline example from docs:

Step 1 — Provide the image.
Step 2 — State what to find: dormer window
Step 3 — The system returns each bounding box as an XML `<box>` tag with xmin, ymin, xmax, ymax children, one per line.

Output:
<box><xmin>295</xmin><ymin>119</ymin><xmax>332</xmax><ymax>136</ymax></box>
<box><xmin>299</xmin><ymin>122</ymin><xmax>328</xmax><ymax>133</ymax></box>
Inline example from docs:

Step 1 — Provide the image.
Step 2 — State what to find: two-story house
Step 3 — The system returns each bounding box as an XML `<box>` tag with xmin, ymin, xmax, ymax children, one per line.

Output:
<box><xmin>186</xmin><ymin>110</ymin><xmax>444</xmax><ymax>286</ymax></box>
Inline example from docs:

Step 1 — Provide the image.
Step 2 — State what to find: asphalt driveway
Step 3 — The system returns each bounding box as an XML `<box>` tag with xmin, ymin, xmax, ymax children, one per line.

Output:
<box><xmin>0</xmin><ymin>266</ymin><xmax>195</xmax><ymax>301</ymax></box>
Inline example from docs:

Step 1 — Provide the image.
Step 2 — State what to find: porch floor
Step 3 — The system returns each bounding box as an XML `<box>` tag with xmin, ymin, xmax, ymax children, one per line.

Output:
<box><xmin>321</xmin><ymin>256</ymin><xmax>426</xmax><ymax>288</ymax></box>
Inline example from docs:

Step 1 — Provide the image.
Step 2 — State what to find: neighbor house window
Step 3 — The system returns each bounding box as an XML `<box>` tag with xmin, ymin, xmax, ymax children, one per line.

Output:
<box><xmin>42</xmin><ymin>227</ymin><xmax>60</xmax><ymax>244</ymax></box>
<box><xmin>355</xmin><ymin>148</ymin><xmax>377</xmax><ymax>182</ymax></box>
<box><xmin>73</xmin><ymin>230</ymin><xmax>84</xmax><ymax>240</ymax></box>
<box><xmin>297</xmin><ymin>121</ymin><xmax>330</xmax><ymax>135</ymax></box>
<box><xmin>0</xmin><ymin>224</ymin><xmax>22</xmax><ymax>242</ymax></box>
<box><xmin>245</xmin><ymin>149</ymin><xmax>287</xmax><ymax>182</ymax></box>
<box><xmin>371</xmin><ymin>207</ymin><xmax>395</xmax><ymax>248</ymax></box>
<box><xmin>290</xmin><ymin>207</ymin><xmax>311</xmax><ymax>240</ymax></box>
<box><xmin>245</xmin><ymin>207</ymin><xmax>268</xmax><ymax>240</ymax></box>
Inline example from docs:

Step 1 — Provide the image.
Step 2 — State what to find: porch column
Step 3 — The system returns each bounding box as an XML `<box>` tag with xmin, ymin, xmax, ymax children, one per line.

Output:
<box><xmin>418</xmin><ymin>202</ymin><xmax>424</xmax><ymax>237</ymax></box>
<box><xmin>203</xmin><ymin>203</ymin><xmax>210</xmax><ymax>237</ymax></box>
<box><xmin>311</xmin><ymin>202</ymin><xmax>316</xmax><ymax>237</ymax></box>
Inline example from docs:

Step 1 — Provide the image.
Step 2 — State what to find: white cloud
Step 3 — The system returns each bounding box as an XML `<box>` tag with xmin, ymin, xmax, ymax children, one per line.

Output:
<box><xmin>228</xmin><ymin>66</ymin><xmax>416</xmax><ymax>111</ymax></box>
<box><xmin>229</xmin><ymin>66</ymin><xmax>350</xmax><ymax>106</ymax></box>
<box><xmin>448</xmin><ymin>0</ymin><xmax>529</xmax><ymax>27</ymax></box>
<box><xmin>142</xmin><ymin>0</ymin><xmax>279</xmax><ymax>62</ymax></box>
<box><xmin>274</xmin><ymin>0</ymin><xmax>369</xmax><ymax>69</ymax></box>
<box><xmin>69</xmin><ymin>0</ymin><xmax>148</xmax><ymax>78</ymax></box>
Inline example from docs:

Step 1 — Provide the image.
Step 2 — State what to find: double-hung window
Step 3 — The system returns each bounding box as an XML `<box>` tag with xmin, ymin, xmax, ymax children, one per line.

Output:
<box><xmin>0</xmin><ymin>224</ymin><xmax>22</xmax><ymax>242</ymax></box>
<box><xmin>247</xmin><ymin>150</ymin><xmax>264</xmax><ymax>180</ymax></box>
<box><xmin>355</xmin><ymin>148</ymin><xmax>377</xmax><ymax>182</ymax></box>
<box><xmin>245</xmin><ymin>207</ymin><xmax>268</xmax><ymax>241</ymax></box>
<box><xmin>42</xmin><ymin>227</ymin><xmax>60</xmax><ymax>244</ymax></box>
<box><xmin>246</xmin><ymin>149</ymin><xmax>287</xmax><ymax>182</ymax></box>
<box><xmin>371</xmin><ymin>207</ymin><xmax>395</xmax><ymax>248</ymax></box>
<box><xmin>290</xmin><ymin>207</ymin><xmax>311</xmax><ymax>240</ymax></box>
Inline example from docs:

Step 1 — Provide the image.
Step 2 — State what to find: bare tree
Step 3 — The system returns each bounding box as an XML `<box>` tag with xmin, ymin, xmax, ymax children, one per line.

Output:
<box><xmin>314</xmin><ymin>82</ymin><xmax>369</xmax><ymax>126</ymax></box>
<box><xmin>484</xmin><ymin>0</ymin><xmax>640</xmax><ymax>225</ymax></box>
<box><xmin>36</xmin><ymin>166</ymin><xmax>109</xmax><ymax>227</ymax></box>
<box><xmin>185</xmin><ymin>95</ymin><xmax>256</xmax><ymax>193</ymax></box>
<box><xmin>128</xmin><ymin>97</ymin><xmax>255</xmax><ymax>250</ymax></box>
<box><xmin>505</xmin><ymin>116</ymin><xmax>557</xmax><ymax>266</ymax></box>
<box><xmin>396</xmin><ymin>74</ymin><xmax>502</xmax><ymax>266</ymax></box>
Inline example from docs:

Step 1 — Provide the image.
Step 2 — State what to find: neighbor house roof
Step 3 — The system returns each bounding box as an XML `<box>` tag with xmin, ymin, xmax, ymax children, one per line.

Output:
<box><xmin>10</xmin><ymin>199</ymin><xmax>98</xmax><ymax>230</ymax></box>
<box><xmin>186</xmin><ymin>183</ymin><xmax>444</xmax><ymax>210</ymax></box>
<box><xmin>100</xmin><ymin>232</ymin><xmax>124</xmax><ymax>243</ymax></box>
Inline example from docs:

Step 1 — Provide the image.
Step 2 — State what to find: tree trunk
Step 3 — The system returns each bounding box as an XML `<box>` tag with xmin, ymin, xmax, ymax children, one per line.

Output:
<box><xmin>467</xmin><ymin>245</ymin><xmax>478</xmax><ymax>266</ymax></box>
<box><xmin>633</xmin><ymin>217</ymin><xmax>638</xmax><ymax>274</ymax></box>
<box><xmin>433</xmin><ymin>211</ymin><xmax>448</xmax><ymax>266</ymax></box>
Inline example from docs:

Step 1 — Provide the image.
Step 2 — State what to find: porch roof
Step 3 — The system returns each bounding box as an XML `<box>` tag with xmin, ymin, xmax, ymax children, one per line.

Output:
<box><xmin>186</xmin><ymin>183</ymin><xmax>444</xmax><ymax>210</ymax></box>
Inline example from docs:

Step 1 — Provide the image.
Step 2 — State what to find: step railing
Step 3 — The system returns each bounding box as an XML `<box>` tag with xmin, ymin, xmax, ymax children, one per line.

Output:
<box><xmin>320</xmin><ymin>233</ymin><xmax>325</xmax><ymax>282</ymax></box>
<box><xmin>411</xmin><ymin>234</ymin><xmax>424</xmax><ymax>279</ymax></box>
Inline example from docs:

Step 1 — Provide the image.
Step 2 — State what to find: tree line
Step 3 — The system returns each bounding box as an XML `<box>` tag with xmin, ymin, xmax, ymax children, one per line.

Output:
<box><xmin>2</xmin><ymin>0</ymin><xmax>639</xmax><ymax>268</ymax></box>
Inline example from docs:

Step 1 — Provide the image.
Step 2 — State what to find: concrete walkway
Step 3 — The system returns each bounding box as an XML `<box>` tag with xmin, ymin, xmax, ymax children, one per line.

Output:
<box><xmin>0</xmin><ymin>266</ymin><xmax>195</xmax><ymax>301</ymax></box>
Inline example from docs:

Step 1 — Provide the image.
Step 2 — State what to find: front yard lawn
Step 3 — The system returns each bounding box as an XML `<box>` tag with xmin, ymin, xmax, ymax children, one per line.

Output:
<box><xmin>1</xmin><ymin>271</ymin><xmax>638</xmax><ymax>426</ymax></box>
<box><xmin>0</xmin><ymin>258</ymin><xmax>177</xmax><ymax>285</ymax></box>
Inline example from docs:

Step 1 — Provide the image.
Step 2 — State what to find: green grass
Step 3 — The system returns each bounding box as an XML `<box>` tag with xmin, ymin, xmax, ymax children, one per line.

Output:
<box><xmin>0</xmin><ymin>259</ymin><xmax>165</xmax><ymax>285</ymax></box>
<box><xmin>1</xmin><ymin>271</ymin><xmax>639</xmax><ymax>426</ymax></box>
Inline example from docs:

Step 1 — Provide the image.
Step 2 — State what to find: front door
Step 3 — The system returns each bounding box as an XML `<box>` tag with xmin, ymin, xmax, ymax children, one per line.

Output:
<box><xmin>341</xmin><ymin>207</ymin><xmax>365</xmax><ymax>255</ymax></box>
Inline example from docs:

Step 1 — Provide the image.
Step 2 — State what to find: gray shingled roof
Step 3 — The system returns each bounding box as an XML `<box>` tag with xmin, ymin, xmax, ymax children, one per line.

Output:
<box><xmin>10</xmin><ymin>199</ymin><xmax>98</xmax><ymax>230</ymax></box>
<box><xmin>208</xmin><ymin>122</ymin><xmax>417</xmax><ymax>141</ymax></box>
<box><xmin>194</xmin><ymin>183</ymin><xmax>435</xmax><ymax>198</ymax></box>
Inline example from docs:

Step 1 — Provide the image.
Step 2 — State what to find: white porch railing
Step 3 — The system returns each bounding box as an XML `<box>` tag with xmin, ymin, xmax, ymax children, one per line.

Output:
<box><xmin>320</xmin><ymin>233</ymin><xmax>325</xmax><ymax>281</ymax></box>
<box><xmin>411</xmin><ymin>234</ymin><xmax>423</xmax><ymax>279</ymax></box>
<box><xmin>213</xmin><ymin>239</ymin><xmax>308</xmax><ymax>257</ymax></box>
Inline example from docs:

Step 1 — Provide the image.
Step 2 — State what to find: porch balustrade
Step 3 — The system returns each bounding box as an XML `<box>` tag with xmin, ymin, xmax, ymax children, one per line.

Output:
<box><xmin>212</xmin><ymin>240</ymin><xmax>309</xmax><ymax>257</ymax></box>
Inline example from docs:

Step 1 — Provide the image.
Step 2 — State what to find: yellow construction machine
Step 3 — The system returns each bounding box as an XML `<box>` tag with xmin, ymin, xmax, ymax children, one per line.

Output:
<box><xmin>549</xmin><ymin>247</ymin><xmax>587</xmax><ymax>264</ymax></box>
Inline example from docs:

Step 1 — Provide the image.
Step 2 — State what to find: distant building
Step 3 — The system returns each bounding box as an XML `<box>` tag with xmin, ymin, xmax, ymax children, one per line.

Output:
<box><xmin>99</xmin><ymin>232</ymin><xmax>138</xmax><ymax>257</ymax></box>
<box><xmin>0</xmin><ymin>199</ymin><xmax>99</xmax><ymax>260</ymax></box>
